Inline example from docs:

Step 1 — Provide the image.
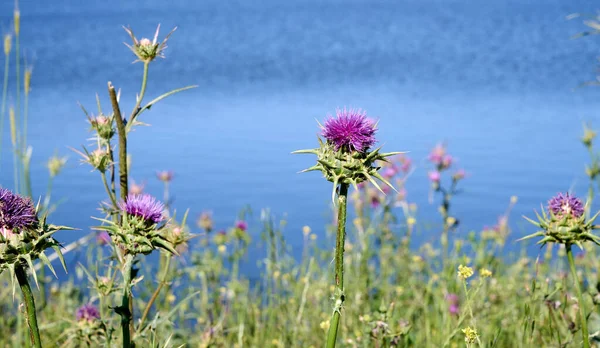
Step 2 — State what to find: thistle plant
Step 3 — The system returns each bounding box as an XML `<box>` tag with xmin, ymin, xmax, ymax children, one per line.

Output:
<box><xmin>0</xmin><ymin>187</ymin><xmax>70</xmax><ymax>348</ymax></box>
<box><xmin>427</xmin><ymin>143</ymin><xmax>466</xmax><ymax>260</ymax></box>
<box><xmin>293</xmin><ymin>107</ymin><xmax>402</xmax><ymax>347</ymax></box>
<box><xmin>75</xmin><ymin>24</ymin><xmax>195</xmax><ymax>347</ymax></box>
<box><xmin>521</xmin><ymin>192</ymin><xmax>600</xmax><ymax>348</ymax></box>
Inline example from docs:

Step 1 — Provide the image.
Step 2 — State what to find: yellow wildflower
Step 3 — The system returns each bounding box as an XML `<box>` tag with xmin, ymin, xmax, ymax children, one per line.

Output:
<box><xmin>407</xmin><ymin>217</ymin><xmax>416</xmax><ymax>226</ymax></box>
<box><xmin>458</xmin><ymin>265</ymin><xmax>474</xmax><ymax>280</ymax></box>
<box><xmin>218</xmin><ymin>245</ymin><xmax>227</xmax><ymax>254</ymax></box>
<box><xmin>320</xmin><ymin>320</ymin><xmax>330</xmax><ymax>331</ymax></box>
<box><xmin>462</xmin><ymin>327</ymin><xmax>478</xmax><ymax>344</ymax></box>
<box><xmin>480</xmin><ymin>268</ymin><xmax>492</xmax><ymax>278</ymax></box>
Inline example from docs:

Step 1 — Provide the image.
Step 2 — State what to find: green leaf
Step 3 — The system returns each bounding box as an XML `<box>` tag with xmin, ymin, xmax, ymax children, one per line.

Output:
<box><xmin>127</xmin><ymin>85</ymin><xmax>198</xmax><ymax>132</ymax></box>
<box><xmin>52</xmin><ymin>245</ymin><xmax>68</xmax><ymax>273</ymax></box>
<box><xmin>38</xmin><ymin>251</ymin><xmax>57</xmax><ymax>278</ymax></box>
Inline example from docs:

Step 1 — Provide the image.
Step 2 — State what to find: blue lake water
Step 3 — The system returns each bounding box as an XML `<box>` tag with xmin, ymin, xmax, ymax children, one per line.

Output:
<box><xmin>1</xmin><ymin>0</ymin><xmax>600</xmax><ymax>270</ymax></box>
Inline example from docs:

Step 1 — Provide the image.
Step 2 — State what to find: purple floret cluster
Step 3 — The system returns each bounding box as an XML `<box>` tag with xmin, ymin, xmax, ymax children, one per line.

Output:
<box><xmin>119</xmin><ymin>194</ymin><xmax>165</xmax><ymax>224</ymax></box>
<box><xmin>548</xmin><ymin>193</ymin><xmax>584</xmax><ymax>218</ymax></box>
<box><xmin>322</xmin><ymin>108</ymin><xmax>376</xmax><ymax>153</ymax></box>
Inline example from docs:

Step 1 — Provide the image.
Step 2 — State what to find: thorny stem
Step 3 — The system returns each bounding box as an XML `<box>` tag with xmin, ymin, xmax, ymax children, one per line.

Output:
<box><xmin>566</xmin><ymin>243</ymin><xmax>590</xmax><ymax>348</ymax></box>
<box><xmin>15</xmin><ymin>265</ymin><xmax>42</xmax><ymax>348</ymax></box>
<box><xmin>108</xmin><ymin>83</ymin><xmax>128</xmax><ymax>200</ymax></box>
<box><xmin>120</xmin><ymin>254</ymin><xmax>134</xmax><ymax>348</ymax></box>
<box><xmin>138</xmin><ymin>254</ymin><xmax>172</xmax><ymax>330</ymax></box>
<box><xmin>326</xmin><ymin>183</ymin><xmax>348</xmax><ymax>348</ymax></box>
<box><xmin>109</xmin><ymin>82</ymin><xmax>134</xmax><ymax>346</ymax></box>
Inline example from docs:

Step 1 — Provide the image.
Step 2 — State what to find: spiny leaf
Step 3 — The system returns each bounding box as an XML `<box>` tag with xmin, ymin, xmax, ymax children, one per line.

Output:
<box><xmin>52</xmin><ymin>245</ymin><xmax>68</xmax><ymax>273</ymax></box>
<box><xmin>38</xmin><ymin>251</ymin><xmax>57</xmax><ymax>278</ymax></box>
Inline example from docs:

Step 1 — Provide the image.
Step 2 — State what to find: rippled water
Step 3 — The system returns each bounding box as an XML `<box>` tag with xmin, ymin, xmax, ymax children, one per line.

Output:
<box><xmin>0</xmin><ymin>0</ymin><xmax>599</xmax><ymax>264</ymax></box>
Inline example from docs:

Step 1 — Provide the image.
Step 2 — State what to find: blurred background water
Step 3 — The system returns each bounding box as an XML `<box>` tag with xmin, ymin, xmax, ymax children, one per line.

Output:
<box><xmin>0</xmin><ymin>0</ymin><xmax>599</xmax><ymax>271</ymax></box>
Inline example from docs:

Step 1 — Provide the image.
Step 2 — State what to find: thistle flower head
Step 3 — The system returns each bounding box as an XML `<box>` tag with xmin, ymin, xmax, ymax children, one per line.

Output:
<box><xmin>521</xmin><ymin>192</ymin><xmax>600</xmax><ymax>247</ymax></box>
<box><xmin>119</xmin><ymin>194</ymin><xmax>165</xmax><ymax>225</ymax></box>
<box><xmin>156</xmin><ymin>170</ymin><xmax>174</xmax><ymax>183</ymax></box>
<box><xmin>321</xmin><ymin>108</ymin><xmax>376</xmax><ymax>153</ymax></box>
<box><xmin>235</xmin><ymin>220</ymin><xmax>248</xmax><ymax>232</ymax></box>
<box><xmin>76</xmin><ymin>304</ymin><xmax>100</xmax><ymax>322</ymax></box>
<box><xmin>294</xmin><ymin>108</ymin><xmax>403</xmax><ymax>203</ymax></box>
<box><xmin>123</xmin><ymin>24</ymin><xmax>177</xmax><ymax>63</ymax></box>
<box><xmin>429</xmin><ymin>144</ymin><xmax>446</xmax><ymax>165</ymax></box>
<box><xmin>548</xmin><ymin>193</ymin><xmax>584</xmax><ymax>218</ymax></box>
<box><xmin>197</xmin><ymin>211</ymin><xmax>213</xmax><ymax>232</ymax></box>
<box><xmin>0</xmin><ymin>188</ymin><xmax>38</xmax><ymax>237</ymax></box>
<box><xmin>428</xmin><ymin>171</ymin><xmax>441</xmax><ymax>183</ymax></box>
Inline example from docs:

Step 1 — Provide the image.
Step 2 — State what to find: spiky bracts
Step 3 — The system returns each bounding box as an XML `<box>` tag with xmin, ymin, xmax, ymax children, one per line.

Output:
<box><xmin>94</xmin><ymin>194</ymin><xmax>176</xmax><ymax>256</ymax></box>
<box><xmin>294</xmin><ymin>136</ymin><xmax>401</xmax><ymax>203</ymax></box>
<box><xmin>521</xmin><ymin>193</ymin><xmax>600</xmax><ymax>248</ymax></box>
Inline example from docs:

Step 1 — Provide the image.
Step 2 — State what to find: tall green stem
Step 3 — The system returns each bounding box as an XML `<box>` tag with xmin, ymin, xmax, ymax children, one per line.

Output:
<box><xmin>0</xmin><ymin>53</ymin><xmax>9</xmax><ymax>168</ymax></box>
<box><xmin>128</xmin><ymin>62</ymin><xmax>149</xmax><ymax>128</ymax></box>
<box><xmin>326</xmin><ymin>183</ymin><xmax>348</xmax><ymax>348</ymax></box>
<box><xmin>120</xmin><ymin>254</ymin><xmax>134</xmax><ymax>348</ymax></box>
<box><xmin>566</xmin><ymin>243</ymin><xmax>590</xmax><ymax>348</ymax></box>
<box><xmin>15</xmin><ymin>265</ymin><xmax>42</xmax><ymax>348</ymax></box>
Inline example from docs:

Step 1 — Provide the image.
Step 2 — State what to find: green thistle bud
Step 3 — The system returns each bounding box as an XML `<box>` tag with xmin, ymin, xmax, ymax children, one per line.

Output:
<box><xmin>123</xmin><ymin>25</ymin><xmax>176</xmax><ymax>64</ymax></box>
<box><xmin>90</xmin><ymin>115</ymin><xmax>115</xmax><ymax>140</ymax></box>
<box><xmin>582</xmin><ymin>123</ymin><xmax>597</xmax><ymax>148</ymax></box>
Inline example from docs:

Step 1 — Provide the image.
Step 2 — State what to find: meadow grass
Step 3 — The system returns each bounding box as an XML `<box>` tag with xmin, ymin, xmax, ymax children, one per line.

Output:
<box><xmin>1</xmin><ymin>4</ymin><xmax>600</xmax><ymax>348</ymax></box>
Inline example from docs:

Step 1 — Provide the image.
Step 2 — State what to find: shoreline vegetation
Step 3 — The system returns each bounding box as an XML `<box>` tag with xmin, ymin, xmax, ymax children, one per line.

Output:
<box><xmin>2</xmin><ymin>3</ymin><xmax>600</xmax><ymax>347</ymax></box>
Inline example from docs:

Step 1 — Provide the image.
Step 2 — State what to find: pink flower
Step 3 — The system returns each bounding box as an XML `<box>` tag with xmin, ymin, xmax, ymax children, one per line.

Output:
<box><xmin>429</xmin><ymin>144</ymin><xmax>446</xmax><ymax>165</ymax></box>
<box><xmin>441</xmin><ymin>155</ymin><xmax>453</xmax><ymax>169</ymax></box>
<box><xmin>428</xmin><ymin>171</ymin><xmax>441</xmax><ymax>183</ymax></box>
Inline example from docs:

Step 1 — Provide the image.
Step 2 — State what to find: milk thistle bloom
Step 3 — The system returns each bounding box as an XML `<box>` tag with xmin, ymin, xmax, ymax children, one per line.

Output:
<box><xmin>293</xmin><ymin>108</ymin><xmax>403</xmax><ymax>348</ymax></box>
<box><xmin>95</xmin><ymin>194</ymin><xmax>175</xmax><ymax>256</ymax></box>
<box><xmin>119</xmin><ymin>194</ymin><xmax>164</xmax><ymax>225</ymax></box>
<box><xmin>0</xmin><ymin>188</ymin><xmax>70</xmax><ymax>348</ymax></box>
<box><xmin>522</xmin><ymin>192</ymin><xmax>600</xmax><ymax>348</ymax></box>
<box><xmin>76</xmin><ymin>304</ymin><xmax>101</xmax><ymax>322</ymax></box>
<box><xmin>0</xmin><ymin>187</ymin><xmax>37</xmax><ymax>238</ymax></box>
<box><xmin>322</xmin><ymin>108</ymin><xmax>376</xmax><ymax>153</ymax></box>
<box><xmin>548</xmin><ymin>193</ymin><xmax>584</xmax><ymax>218</ymax></box>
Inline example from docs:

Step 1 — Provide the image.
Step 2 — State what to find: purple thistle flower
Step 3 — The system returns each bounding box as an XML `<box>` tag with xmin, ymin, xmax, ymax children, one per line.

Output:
<box><xmin>321</xmin><ymin>108</ymin><xmax>376</xmax><ymax>153</ymax></box>
<box><xmin>548</xmin><ymin>193</ymin><xmax>584</xmax><ymax>218</ymax></box>
<box><xmin>235</xmin><ymin>220</ymin><xmax>248</xmax><ymax>232</ymax></box>
<box><xmin>76</xmin><ymin>304</ymin><xmax>101</xmax><ymax>322</ymax></box>
<box><xmin>119</xmin><ymin>194</ymin><xmax>165</xmax><ymax>224</ymax></box>
<box><xmin>446</xmin><ymin>293</ymin><xmax>460</xmax><ymax>315</ymax></box>
<box><xmin>0</xmin><ymin>188</ymin><xmax>38</xmax><ymax>238</ymax></box>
